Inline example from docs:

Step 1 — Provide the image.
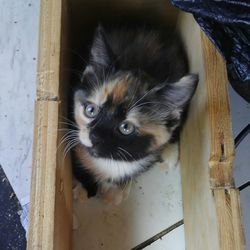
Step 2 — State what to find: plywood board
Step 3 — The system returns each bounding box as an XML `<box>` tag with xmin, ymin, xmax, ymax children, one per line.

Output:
<box><xmin>201</xmin><ymin>32</ymin><xmax>234</xmax><ymax>188</ymax></box>
<box><xmin>178</xmin><ymin>13</ymin><xmax>220</xmax><ymax>250</ymax></box>
<box><xmin>54</xmin><ymin>0</ymin><xmax>73</xmax><ymax>249</ymax></box>
<box><xmin>28</xmin><ymin>0</ymin><xmax>72</xmax><ymax>249</ymax></box>
<box><xmin>28</xmin><ymin>100</ymin><xmax>59</xmax><ymax>250</ymax></box>
<box><xmin>179</xmin><ymin>13</ymin><xmax>245</xmax><ymax>250</ymax></box>
<box><xmin>214</xmin><ymin>189</ymin><xmax>245</xmax><ymax>250</ymax></box>
<box><xmin>202</xmin><ymin>33</ymin><xmax>245</xmax><ymax>250</ymax></box>
<box><xmin>36</xmin><ymin>0</ymin><xmax>62</xmax><ymax>99</ymax></box>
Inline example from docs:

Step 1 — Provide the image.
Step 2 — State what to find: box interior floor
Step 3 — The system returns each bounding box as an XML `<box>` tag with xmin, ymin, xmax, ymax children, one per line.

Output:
<box><xmin>67</xmin><ymin>2</ymin><xmax>186</xmax><ymax>249</ymax></box>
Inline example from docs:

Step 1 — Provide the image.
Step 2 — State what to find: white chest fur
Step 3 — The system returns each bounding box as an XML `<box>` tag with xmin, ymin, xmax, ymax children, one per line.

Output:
<box><xmin>90</xmin><ymin>155</ymin><xmax>155</xmax><ymax>181</ymax></box>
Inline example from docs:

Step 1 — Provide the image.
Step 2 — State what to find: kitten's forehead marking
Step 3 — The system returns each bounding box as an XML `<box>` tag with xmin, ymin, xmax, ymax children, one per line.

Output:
<box><xmin>88</xmin><ymin>85</ymin><xmax>108</xmax><ymax>106</ymax></box>
<box><xmin>88</xmin><ymin>74</ymin><xmax>131</xmax><ymax>106</ymax></box>
<box><xmin>111</xmin><ymin>76</ymin><xmax>131</xmax><ymax>103</ymax></box>
<box><xmin>87</xmin><ymin>79</ymin><xmax>115</xmax><ymax>106</ymax></box>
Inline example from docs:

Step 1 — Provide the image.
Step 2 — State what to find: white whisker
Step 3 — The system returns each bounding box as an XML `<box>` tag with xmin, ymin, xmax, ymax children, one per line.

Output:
<box><xmin>118</xmin><ymin>149</ymin><xmax>129</xmax><ymax>162</ymax></box>
<box><xmin>129</xmin><ymin>86</ymin><xmax>156</xmax><ymax>110</ymax></box>
<box><xmin>130</xmin><ymin>101</ymin><xmax>170</xmax><ymax>111</ymax></box>
<box><xmin>63</xmin><ymin>139</ymin><xmax>79</xmax><ymax>160</ymax></box>
<box><xmin>59</xmin><ymin>121</ymin><xmax>78</xmax><ymax>129</ymax></box>
<box><xmin>118</xmin><ymin>146</ymin><xmax>133</xmax><ymax>158</ymax></box>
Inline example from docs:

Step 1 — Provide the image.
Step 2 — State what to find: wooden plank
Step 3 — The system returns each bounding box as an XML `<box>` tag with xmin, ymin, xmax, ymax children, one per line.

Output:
<box><xmin>36</xmin><ymin>0</ymin><xmax>62</xmax><ymax>100</ymax></box>
<box><xmin>214</xmin><ymin>189</ymin><xmax>245</xmax><ymax>250</ymax></box>
<box><xmin>231</xmin><ymin>190</ymin><xmax>246</xmax><ymax>250</ymax></box>
<box><xmin>28</xmin><ymin>100</ymin><xmax>59</xmax><ymax>250</ymax></box>
<box><xmin>201</xmin><ymin>32</ymin><xmax>235</xmax><ymax>188</ymax></box>
<box><xmin>54</xmin><ymin>121</ymin><xmax>72</xmax><ymax>250</ymax></box>
<box><xmin>201</xmin><ymin>33</ymin><xmax>245</xmax><ymax>250</ymax></box>
<box><xmin>179</xmin><ymin>13</ymin><xmax>220</xmax><ymax>250</ymax></box>
<box><xmin>28</xmin><ymin>0</ymin><xmax>73</xmax><ymax>249</ymax></box>
<box><xmin>179</xmin><ymin>14</ymin><xmax>244</xmax><ymax>250</ymax></box>
<box><xmin>54</xmin><ymin>0</ymin><xmax>73</xmax><ymax>249</ymax></box>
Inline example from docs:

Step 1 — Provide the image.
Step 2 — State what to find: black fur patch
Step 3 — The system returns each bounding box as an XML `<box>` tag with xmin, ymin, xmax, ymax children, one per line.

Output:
<box><xmin>87</xmin><ymin>100</ymin><xmax>153</xmax><ymax>161</ymax></box>
<box><xmin>72</xmin><ymin>152</ymin><xmax>98</xmax><ymax>197</ymax></box>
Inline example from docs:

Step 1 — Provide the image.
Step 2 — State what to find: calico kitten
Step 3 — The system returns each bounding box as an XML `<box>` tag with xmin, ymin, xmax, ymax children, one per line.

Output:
<box><xmin>71</xmin><ymin>25</ymin><xmax>198</xmax><ymax>204</ymax></box>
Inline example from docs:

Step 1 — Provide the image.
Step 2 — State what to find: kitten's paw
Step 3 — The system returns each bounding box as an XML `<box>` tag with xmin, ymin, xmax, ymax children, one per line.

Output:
<box><xmin>73</xmin><ymin>183</ymin><xmax>88</xmax><ymax>203</ymax></box>
<box><xmin>99</xmin><ymin>181</ymin><xmax>131</xmax><ymax>205</ymax></box>
<box><xmin>161</xmin><ymin>142</ymin><xmax>179</xmax><ymax>169</ymax></box>
<box><xmin>121</xmin><ymin>181</ymin><xmax>132</xmax><ymax>201</ymax></box>
<box><xmin>73</xmin><ymin>213</ymin><xmax>80</xmax><ymax>230</ymax></box>
<box><xmin>103</xmin><ymin>188</ymin><xmax>123</xmax><ymax>205</ymax></box>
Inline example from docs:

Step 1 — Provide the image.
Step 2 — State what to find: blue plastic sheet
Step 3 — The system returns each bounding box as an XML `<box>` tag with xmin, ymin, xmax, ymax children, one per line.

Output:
<box><xmin>171</xmin><ymin>0</ymin><xmax>250</xmax><ymax>102</ymax></box>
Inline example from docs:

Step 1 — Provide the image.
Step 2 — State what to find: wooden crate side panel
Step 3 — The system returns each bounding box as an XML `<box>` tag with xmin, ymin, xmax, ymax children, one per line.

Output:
<box><xmin>36</xmin><ymin>0</ymin><xmax>62</xmax><ymax>100</ymax></box>
<box><xmin>179</xmin><ymin>13</ymin><xmax>244</xmax><ymax>250</ymax></box>
<box><xmin>214</xmin><ymin>189</ymin><xmax>245</xmax><ymax>250</ymax></box>
<box><xmin>178</xmin><ymin>13</ymin><xmax>220</xmax><ymax>250</ymax></box>
<box><xmin>201</xmin><ymin>34</ymin><xmax>245</xmax><ymax>250</ymax></box>
<box><xmin>230</xmin><ymin>190</ymin><xmax>246</xmax><ymax>250</ymax></box>
<box><xmin>201</xmin><ymin>32</ymin><xmax>235</xmax><ymax>188</ymax></box>
<box><xmin>28</xmin><ymin>100</ymin><xmax>59</xmax><ymax>250</ymax></box>
<box><xmin>29</xmin><ymin>0</ymin><xmax>73</xmax><ymax>249</ymax></box>
<box><xmin>54</xmin><ymin>139</ymin><xmax>72</xmax><ymax>250</ymax></box>
<box><xmin>54</xmin><ymin>1</ymin><xmax>73</xmax><ymax>248</ymax></box>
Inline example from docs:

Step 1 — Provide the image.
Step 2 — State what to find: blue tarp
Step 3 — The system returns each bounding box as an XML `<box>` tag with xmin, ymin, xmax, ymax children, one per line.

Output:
<box><xmin>171</xmin><ymin>0</ymin><xmax>250</xmax><ymax>102</ymax></box>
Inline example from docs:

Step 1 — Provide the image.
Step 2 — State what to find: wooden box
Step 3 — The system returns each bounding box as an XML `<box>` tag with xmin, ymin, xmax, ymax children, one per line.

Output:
<box><xmin>28</xmin><ymin>0</ymin><xmax>245</xmax><ymax>249</ymax></box>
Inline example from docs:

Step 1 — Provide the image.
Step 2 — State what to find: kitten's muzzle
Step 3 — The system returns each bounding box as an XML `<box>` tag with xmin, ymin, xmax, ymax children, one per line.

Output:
<box><xmin>87</xmin><ymin>147</ymin><xmax>99</xmax><ymax>157</ymax></box>
<box><xmin>89</xmin><ymin>133</ymin><xmax>104</xmax><ymax>146</ymax></box>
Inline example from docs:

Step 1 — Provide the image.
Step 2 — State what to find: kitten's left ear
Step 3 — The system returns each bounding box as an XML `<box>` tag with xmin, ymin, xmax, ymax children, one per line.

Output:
<box><xmin>90</xmin><ymin>24</ymin><xmax>115</xmax><ymax>71</ymax></box>
<box><xmin>161</xmin><ymin>74</ymin><xmax>198</xmax><ymax>109</ymax></box>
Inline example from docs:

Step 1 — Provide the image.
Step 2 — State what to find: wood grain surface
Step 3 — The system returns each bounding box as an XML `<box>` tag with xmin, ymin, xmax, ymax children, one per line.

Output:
<box><xmin>180</xmin><ymin>13</ymin><xmax>244</xmax><ymax>250</ymax></box>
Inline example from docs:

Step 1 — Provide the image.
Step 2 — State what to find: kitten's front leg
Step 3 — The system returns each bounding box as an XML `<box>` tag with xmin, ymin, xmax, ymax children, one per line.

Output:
<box><xmin>161</xmin><ymin>142</ymin><xmax>179</xmax><ymax>169</ymax></box>
<box><xmin>99</xmin><ymin>180</ymin><xmax>132</xmax><ymax>205</ymax></box>
<box><xmin>72</xmin><ymin>180</ymin><xmax>88</xmax><ymax>203</ymax></box>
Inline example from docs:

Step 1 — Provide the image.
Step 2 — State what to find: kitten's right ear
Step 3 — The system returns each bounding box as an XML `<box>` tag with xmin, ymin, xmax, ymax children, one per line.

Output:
<box><xmin>161</xmin><ymin>74</ymin><xmax>198</xmax><ymax>110</ymax></box>
<box><xmin>90</xmin><ymin>24</ymin><xmax>115</xmax><ymax>72</ymax></box>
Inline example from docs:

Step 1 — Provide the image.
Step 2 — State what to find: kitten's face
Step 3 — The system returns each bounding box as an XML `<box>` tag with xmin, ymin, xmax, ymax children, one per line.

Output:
<box><xmin>73</xmin><ymin>25</ymin><xmax>198</xmax><ymax>161</ymax></box>
<box><xmin>74</xmin><ymin>66</ymin><xmax>197</xmax><ymax>161</ymax></box>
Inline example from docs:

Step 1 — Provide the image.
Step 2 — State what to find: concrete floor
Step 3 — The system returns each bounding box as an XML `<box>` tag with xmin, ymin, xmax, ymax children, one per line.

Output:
<box><xmin>0</xmin><ymin>0</ymin><xmax>39</xmax><ymax>207</ymax></box>
<box><xmin>230</xmin><ymin>85</ymin><xmax>250</xmax><ymax>249</ymax></box>
<box><xmin>0</xmin><ymin>0</ymin><xmax>249</xmax><ymax>249</ymax></box>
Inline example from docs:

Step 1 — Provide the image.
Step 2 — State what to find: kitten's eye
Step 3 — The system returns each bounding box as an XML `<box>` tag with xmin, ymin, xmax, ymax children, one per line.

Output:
<box><xmin>119</xmin><ymin>121</ymin><xmax>135</xmax><ymax>135</ymax></box>
<box><xmin>84</xmin><ymin>103</ymin><xmax>99</xmax><ymax>118</ymax></box>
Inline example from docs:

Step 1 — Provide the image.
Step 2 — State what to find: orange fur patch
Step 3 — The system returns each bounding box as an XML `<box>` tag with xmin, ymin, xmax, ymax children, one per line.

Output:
<box><xmin>75</xmin><ymin>144</ymin><xmax>92</xmax><ymax>166</ymax></box>
<box><xmin>88</xmin><ymin>86</ymin><xmax>108</xmax><ymax>106</ymax></box>
<box><xmin>139</xmin><ymin>124</ymin><xmax>170</xmax><ymax>149</ymax></box>
<box><xmin>111</xmin><ymin>79</ymin><xmax>130</xmax><ymax>103</ymax></box>
<box><xmin>74</xmin><ymin>144</ymin><xmax>101</xmax><ymax>174</ymax></box>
